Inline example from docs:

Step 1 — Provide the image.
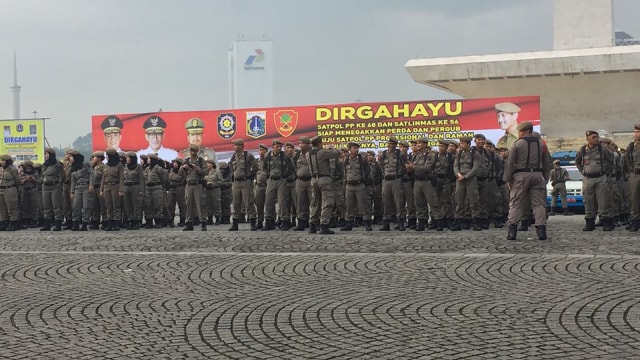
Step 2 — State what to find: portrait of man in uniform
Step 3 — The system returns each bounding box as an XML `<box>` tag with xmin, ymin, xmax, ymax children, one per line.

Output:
<box><xmin>136</xmin><ymin>115</ymin><xmax>178</xmax><ymax>161</ymax></box>
<box><xmin>182</xmin><ymin>117</ymin><xmax>218</xmax><ymax>164</ymax></box>
<box><xmin>101</xmin><ymin>115</ymin><xmax>124</xmax><ymax>152</ymax></box>
<box><xmin>495</xmin><ymin>102</ymin><xmax>522</xmax><ymax>150</ymax></box>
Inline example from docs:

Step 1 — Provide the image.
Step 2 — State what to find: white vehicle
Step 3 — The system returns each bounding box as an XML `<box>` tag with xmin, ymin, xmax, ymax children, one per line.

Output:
<box><xmin>546</xmin><ymin>166</ymin><xmax>584</xmax><ymax>210</ymax></box>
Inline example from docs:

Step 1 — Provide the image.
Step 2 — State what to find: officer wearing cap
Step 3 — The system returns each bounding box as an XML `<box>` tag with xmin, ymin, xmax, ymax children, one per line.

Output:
<box><xmin>0</xmin><ymin>154</ymin><xmax>21</xmax><ymax>230</ymax></box>
<box><xmin>137</xmin><ymin>115</ymin><xmax>178</xmax><ymax>161</ymax></box>
<box><xmin>503</xmin><ymin>121</ymin><xmax>552</xmax><ymax>240</ymax></box>
<box><xmin>340</xmin><ymin>142</ymin><xmax>373</xmax><ymax>231</ymax></box>
<box><xmin>306</xmin><ymin>135</ymin><xmax>342</xmax><ymax>234</ymax></box>
<box><xmin>398</xmin><ymin>140</ymin><xmax>416</xmax><ymax>229</ymax></box>
<box><xmin>262</xmin><ymin>138</ymin><xmax>295</xmax><ymax>231</ymax></box>
<box><xmin>179</xmin><ymin>144</ymin><xmax>207</xmax><ymax>231</ymax></box>
<box><xmin>452</xmin><ymin>136</ymin><xmax>482</xmax><ymax>231</ymax></box>
<box><xmin>379</xmin><ymin>136</ymin><xmax>408</xmax><ymax>231</ymax></box>
<box><xmin>293</xmin><ymin>136</ymin><xmax>313</xmax><ymax>231</ymax></box>
<box><xmin>254</xmin><ymin>143</ymin><xmax>269</xmax><ymax>230</ymax></box>
<box><xmin>101</xmin><ymin>115</ymin><xmax>124</xmax><ymax>152</ymax></box>
<box><xmin>576</xmin><ymin>129</ymin><xmax>614</xmax><ymax>231</ymax></box>
<box><xmin>204</xmin><ymin>158</ymin><xmax>221</xmax><ymax>226</ymax></box>
<box><xmin>228</xmin><ymin>139</ymin><xmax>259</xmax><ymax>231</ymax></box>
<box><xmin>182</xmin><ymin>117</ymin><xmax>219</xmax><ymax>164</ymax></box>
<box><xmin>549</xmin><ymin>159</ymin><xmax>570</xmax><ymax>216</ymax></box>
<box><xmin>624</xmin><ymin>123</ymin><xmax>640</xmax><ymax>231</ymax></box>
<box><xmin>472</xmin><ymin>134</ymin><xmax>491</xmax><ymax>229</ymax></box>
<box><xmin>122</xmin><ymin>151</ymin><xmax>144</xmax><ymax>230</ymax></box>
<box><xmin>408</xmin><ymin>137</ymin><xmax>434</xmax><ymax>231</ymax></box>
<box><xmin>40</xmin><ymin>148</ymin><xmax>66</xmax><ymax>231</ymax></box>
<box><xmin>495</xmin><ymin>102</ymin><xmax>522</xmax><ymax>150</ymax></box>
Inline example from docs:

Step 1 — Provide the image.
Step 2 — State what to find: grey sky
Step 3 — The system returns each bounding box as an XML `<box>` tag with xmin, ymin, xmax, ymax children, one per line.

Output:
<box><xmin>1</xmin><ymin>0</ymin><xmax>638</xmax><ymax>147</ymax></box>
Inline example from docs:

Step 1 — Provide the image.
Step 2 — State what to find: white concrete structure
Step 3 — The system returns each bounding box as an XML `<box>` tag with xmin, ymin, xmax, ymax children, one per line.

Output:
<box><xmin>404</xmin><ymin>0</ymin><xmax>640</xmax><ymax>139</ymax></box>
<box><xmin>10</xmin><ymin>51</ymin><xmax>20</xmax><ymax>120</ymax></box>
<box><xmin>227</xmin><ymin>39</ymin><xmax>274</xmax><ymax>109</ymax></box>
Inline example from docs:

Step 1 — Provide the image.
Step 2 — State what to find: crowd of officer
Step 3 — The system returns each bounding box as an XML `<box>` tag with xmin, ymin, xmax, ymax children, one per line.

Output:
<box><xmin>0</xmin><ymin>123</ymin><xmax>638</xmax><ymax>238</ymax></box>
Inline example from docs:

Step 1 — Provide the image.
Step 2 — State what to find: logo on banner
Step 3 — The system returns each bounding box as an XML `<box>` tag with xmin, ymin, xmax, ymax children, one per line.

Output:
<box><xmin>246</xmin><ymin>111</ymin><xmax>266</xmax><ymax>139</ymax></box>
<box><xmin>273</xmin><ymin>110</ymin><xmax>298</xmax><ymax>138</ymax></box>
<box><xmin>217</xmin><ymin>113</ymin><xmax>237</xmax><ymax>139</ymax></box>
<box><xmin>244</xmin><ymin>49</ymin><xmax>265</xmax><ymax>70</ymax></box>
<box><xmin>16</xmin><ymin>124</ymin><xmax>23</xmax><ymax>132</ymax></box>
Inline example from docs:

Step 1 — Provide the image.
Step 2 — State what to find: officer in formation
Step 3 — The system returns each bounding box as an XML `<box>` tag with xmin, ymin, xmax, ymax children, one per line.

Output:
<box><xmin>254</xmin><ymin>144</ymin><xmax>268</xmax><ymax>230</ymax></box>
<box><xmin>341</xmin><ymin>142</ymin><xmax>373</xmax><ymax>231</ymax></box>
<box><xmin>41</xmin><ymin>148</ymin><xmax>65</xmax><ymax>231</ymax></box>
<box><xmin>624</xmin><ymin>123</ymin><xmax>640</xmax><ymax>231</ymax></box>
<box><xmin>69</xmin><ymin>151</ymin><xmax>94</xmax><ymax>231</ymax></box>
<box><xmin>180</xmin><ymin>144</ymin><xmax>207</xmax><ymax>231</ymax></box>
<box><xmin>204</xmin><ymin>159</ymin><xmax>222</xmax><ymax>225</ymax></box>
<box><xmin>0</xmin><ymin>154</ymin><xmax>21</xmax><ymax>231</ymax></box>
<box><xmin>228</xmin><ymin>139</ymin><xmax>259</xmax><ymax>231</ymax></box>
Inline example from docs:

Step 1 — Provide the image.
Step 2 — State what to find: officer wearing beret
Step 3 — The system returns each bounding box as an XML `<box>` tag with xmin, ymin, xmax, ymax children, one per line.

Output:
<box><xmin>101</xmin><ymin>115</ymin><xmax>124</xmax><ymax>152</ymax></box>
<box><xmin>306</xmin><ymin>135</ymin><xmax>342</xmax><ymax>234</ymax></box>
<box><xmin>137</xmin><ymin>115</ymin><xmax>178</xmax><ymax>161</ymax></box>
<box><xmin>576</xmin><ymin>129</ymin><xmax>614</xmax><ymax>231</ymax></box>
<box><xmin>495</xmin><ymin>102</ymin><xmax>522</xmax><ymax>150</ymax></box>
<box><xmin>262</xmin><ymin>138</ymin><xmax>295</xmax><ymax>231</ymax></box>
<box><xmin>503</xmin><ymin>121</ymin><xmax>552</xmax><ymax>240</ymax></box>
<box><xmin>254</xmin><ymin>144</ymin><xmax>269</xmax><ymax>229</ymax></box>
<box><xmin>0</xmin><ymin>154</ymin><xmax>21</xmax><ymax>230</ymax></box>
<box><xmin>292</xmin><ymin>136</ymin><xmax>313</xmax><ymax>231</ymax></box>
<box><xmin>452</xmin><ymin>136</ymin><xmax>482</xmax><ymax>231</ymax></box>
<box><xmin>380</xmin><ymin>136</ymin><xmax>408</xmax><ymax>231</ymax></box>
<box><xmin>624</xmin><ymin>123</ymin><xmax>640</xmax><ymax>231</ymax></box>
<box><xmin>549</xmin><ymin>159</ymin><xmax>570</xmax><ymax>216</ymax></box>
<box><xmin>182</xmin><ymin>117</ymin><xmax>219</xmax><ymax>165</ymax></box>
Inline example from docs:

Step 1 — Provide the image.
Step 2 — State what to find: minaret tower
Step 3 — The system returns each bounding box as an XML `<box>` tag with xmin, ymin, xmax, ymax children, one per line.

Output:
<box><xmin>10</xmin><ymin>51</ymin><xmax>21</xmax><ymax>119</ymax></box>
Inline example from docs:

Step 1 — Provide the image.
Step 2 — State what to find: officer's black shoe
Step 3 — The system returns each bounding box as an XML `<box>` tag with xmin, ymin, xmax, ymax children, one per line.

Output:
<box><xmin>262</xmin><ymin>219</ymin><xmax>276</xmax><ymax>231</ymax></box>
<box><xmin>183</xmin><ymin>222</ymin><xmax>194</xmax><ymax>231</ymax></box>
<box><xmin>428</xmin><ymin>219</ymin><xmax>437</xmax><ymax>230</ymax></box>
<box><xmin>154</xmin><ymin>218</ymin><xmax>165</xmax><ymax>228</ymax></box>
<box><xmin>602</xmin><ymin>217</ymin><xmax>615</xmax><ymax>231</ymax></box>
<box><xmin>193</xmin><ymin>217</ymin><xmax>201</xmax><ymax>226</ymax></box>
<box><xmin>6</xmin><ymin>221</ymin><xmax>17</xmax><ymax>231</ymax></box>
<box><xmin>518</xmin><ymin>219</ymin><xmax>530</xmax><ymax>231</ymax></box>
<box><xmin>461</xmin><ymin>219</ymin><xmax>471</xmax><ymax>230</ymax></box>
<box><xmin>449</xmin><ymin>219</ymin><xmax>462</xmax><ymax>231</ymax></box>
<box><xmin>472</xmin><ymin>218</ymin><xmax>482</xmax><ymax>231</ymax></box>
<box><xmin>144</xmin><ymin>218</ymin><xmax>154</xmax><ymax>229</ymax></box>
<box><xmin>250</xmin><ymin>218</ymin><xmax>258</xmax><ymax>231</ymax></box>
<box><xmin>549</xmin><ymin>208</ymin><xmax>556</xmax><ymax>216</ymax></box>
<box><xmin>336</xmin><ymin>218</ymin><xmax>346</xmax><ymax>228</ymax></box>
<box><xmin>214</xmin><ymin>216</ymin><xmax>221</xmax><ymax>225</ymax></box>
<box><xmin>293</xmin><ymin>219</ymin><xmax>307</xmax><ymax>231</ymax></box>
<box><xmin>206</xmin><ymin>216</ymin><xmax>214</xmax><ymax>225</ymax></box>
<box><xmin>223</xmin><ymin>216</ymin><xmax>231</xmax><ymax>224</ymax></box>
<box><xmin>168</xmin><ymin>220</ymin><xmax>175</xmax><ymax>228</ymax></box>
<box><xmin>507</xmin><ymin>224</ymin><xmax>518</xmax><ymax>240</ymax></box>
<box><xmin>280</xmin><ymin>220</ymin><xmax>292</xmax><ymax>231</ymax></box>
<box><xmin>178</xmin><ymin>216</ymin><xmax>186</xmax><ymax>227</ymax></box>
<box><xmin>0</xmin><ymin>221</ymin><xmax>8</xmax><ymax>231</ymax></box>
<box><xmin>80</xmin><ymin>222</ymin><xmax>89</xmax><ymax>231</ymax></box>
<box><xmin>63</xmin><ymin>220</ymin><xmax>73</xmax><ymax>230</ymax></box>
<box><xmin>621</xmin><ymin>214</ymin><xmax>630</xmax><ymax>225</ymax></box>
<box><xmin>397</xmin><ymin>221</ymin><xmax>406</xmax><ymax>232</ymax></box>
<box><xmin>71</xmin><ymin>221</ymin><xmax>80</xmax><ymax>231</ymax></box>
<box><xmin>52</xmin><ymin>220</ymin><xmax>63</xmax><ymax>232</ymax></box>
<box><xmin>408</xmin><ymin>218</ymin><xmax>417</xmax><ymax>230</ymax></box>
<box><xmin>480</xmin><ymin>218</ymin><xmax>490</xmax><ymax>230</ymax></box>
<box><xmin>536</xmin><ymin>225</ymin><xmax>548</xmax><ymax>240</ymax></box>
<box><xmin>379</xmin><ymin>220</ymin><xmax>390</xmax><ymax>231</ymax></box>
<box><xmin>131</xmin><ymin>220</ymin><xmax>140</xmax><ymax>230</ymax></box>
<box><xmin>319</xmin><ymin>224</ymin><xmax>335</xmax><ymax>235</ymax></box>
<box><xmin>563</xmin><ymin>208</ymin><xmax>572</xmax><ymax>216</ymax></box>
<box><xmin>255</xmin><ymin>220</ymin><xmax>263</xmax><ymax>230</ymax></box>
<box><xmin>595</xmin><ymin>217</ymin><xmax>603</xmax><ymax>227</ymax></box>
<box><xmin>415</xmin><ymin>219</ymin><xmax>426</xmax><ymax>232</ymax></box>
<box><xmin>340</xmin><ymin>222</ymin><xmax>353</xmax><ymax>231</ymax></box>
<box><xmin>201</xmin><ymin>223</ymin><xmax>207</xmax><ymax>231</ymax></box>
<box><xmin>308</xmin><ymin>222</ymin><xmax>318</xmax><ymax>234</ymax></box>
<box><xmin>364</xmin><ymin>220</ymin><xmax>373</xmax><ymax>231</ymax></box>
<box><xmin>89</xmin><ymin>220</ymin><xmax>100</xmax><ymax>230</ymax></box>
<box><xmin>583</xmin><ymin>218</ymin><xmax>596</xmax><ymax>231</ymax></box>
<box><xmin>228</xmin><ymin>219</ymin><xmax>239</xmax><ymax>231</ymax></box>
<box><xmin>328</xmin><ymin>217</ymin><xmax>338</xmax><ymax>228</ymax></box>
<box><xmin>354</xmin><ymin>217</ymin><xmax>363</xmax><ymax>227</ymax></box>
<box><xmin>629</xmin><ymin>220</ymin><xmax>640</xmax><ymax>232</ymax></box>
<box><xmin>493</xmin><ymin>217</ymin><xmax>505</xmax><ymax>228</ymax></box>
<box><xmin>436</xmin><ymin>219</ymin><xmax>445</xmax><ymax>232</ymax></box>
<box><xmin>29</xmin><ymin>220</ymin><xmax>39</xmax><ymax>228</ymax></box>
<box><xmin>110</xmin><ymin>220</ymin><xmax>120</xmax><ymax>231</ymax></box>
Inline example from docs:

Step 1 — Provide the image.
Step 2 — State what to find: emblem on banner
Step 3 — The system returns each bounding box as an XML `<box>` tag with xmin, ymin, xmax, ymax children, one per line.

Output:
<box><xmin>246</xmin><ymin>111</ymin><xmax>266</xmax><ymax>139</ymax></box>
<box><xmin>16</xmin><ymin>124</ymin><xmax>23</xmax><ymax>133</ymax></box>
<box><xmin>217</xmin><ymin>113</ymin><xmax>237</xmax><ymax>139</ymax></box>
<box><xmin>273</xmin><ymin>110</ymin><xmax>298</xmax><ymax>138</ymax></box>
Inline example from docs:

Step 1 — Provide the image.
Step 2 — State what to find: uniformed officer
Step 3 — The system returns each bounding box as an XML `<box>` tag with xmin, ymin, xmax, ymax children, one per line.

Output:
<box><xmin>408</xmin><ymin>137</ymin><xmax>431</xmax><ymax>231</ymax></box>
<box><xmin>293</xmin><ymin>136</ymin><xmax>313</xmax><ymax>231</ymax></box>
<box><xmin>340</xmin><ymin>142</ymin><xmax>373</xmax><ymax>231</ymax></box>
<box><xmin>100</xmin><ymin>148</ymin><xmax>125</xmax><ymax>231</ymax></box>
<box><xmin>504</xmin><ymin>121</ymin><xmax>552</xmax><ymax>240</ymax></box>
<box><xmin>89</xmin><ymin>152</ymin><xmax>105</xmax><ymax>229</ymax></box>
<box><xmin>204</xmin><ymin>159</ymin><xmax>222</xmax><ymax>225</ymax></box>
<box><xmin>20</xmin><ymin>160</ymin><xmax>40</xmax><ymax>228</ymax></box>
<box><xmin>495</xmin><ymin>102</ymin><xmax>522</xmax><ymax>150</ymax></box>
<box><xmin>380</xmin><ymin>136</ymin><xmax>407</xmax><ymax>231</ymax></box>
<box><xmin>143</xmin><ymin>153</ymin><xmax>167</xmax><ymax>228</ymax></box>
<box><xmin>284</xmin><ymin>142</ymin><xmax>297</xmax><ymax>226</ymax></box>
<box><xmin>472</xmin><ymin>134</ymin><xmax>490</xmax><ymax>229</ymax></box>
<box><xmin>137</xmin><ymin>115</ymin><xmax>178</xmax><ymax>160</ymax></box>
<box><xmin>263</xmin><ymin>139</ymin><xmax>295</xmax><ymax>230</ymax></box>
<box><xmin>307</xmin><ymin>135</ymin><xmax>342</xmax><ymax>234</ymax></box>
<box><xmin>179</xmin><ymin>144</ymin><xmax>207</xmax><ymax>231</ymax></box>
<box><xmin>0</xmin><ymin>154</ymin><xmax>21</xmax><ymax>231</ymax></box>
<box><xmin>123</xmin><ymin>151</ymin><xmax>144</xmax><ymax>230</ymax></box>
<box><xmin>624</xmin><ymin>123</ymin><xmax>640</xmax><ymax>231</ymax></box>
<box><xmin>254</xmin><ymin>144</ymin><xmax>269</xmax><ymax>230</ymax></box>
<box><xmin>219</xmin><ymin>161</ymin><xmax>232</xmax><ymax>224</ymax></box>
<box><xmin>484</xmin><ymin>140</ymin><xmax>506</xmax><ymax>227</ymax></box>
<box><xmin>548</xmin><ymin>159</ymin><xmax>570</xmax><ymax>216</ymax></box>
<box><xmin>452</xmin><ymin>136</ymin><xmax>481</xmax><ymax>231</ymax></box>
<box><xmin>398</xmin><ymin>140</ymin><xmax>416</xmax><ymax>229</ymax></box>
<box><xmin>69</xmin><ymin>152</ymin><xmax>95</xmax><ymax>231</ymax></box>
<box><xmin>229</xmin><ymin>139</ymin><xmax>259</xmax><ymax>231</ymax></box>
<box><xmin>62</xmin><ymin>149</ymin><xmax>74</xmax><ymax>229</ymax></box>
<box><xmin>576</xmin><ymin>130</ymin><xmax>614</xmax><ymax>231</ymax></box>
<box><xmin>101</xmin><ymin>115</ymin><xmax>124</xmax><ymax>153</ymax></box>
<box><xmin>167</xmin><ymin>158</ymin><xmax>187</xmax><ymax>227</ymax></box>
<box><xmin>41</xmin><ymin>148</ymin><xmax>65</xmax><ymax>231</ymax></box>
<box><xmin>367</xmin><ymin>150</ymin><xmax>384</xmax><ymax>224</ymax></box>
<box><xmin>182</xmin><ymin>117</ymin><xmax>218</xmax><ymax>163</ymax></box>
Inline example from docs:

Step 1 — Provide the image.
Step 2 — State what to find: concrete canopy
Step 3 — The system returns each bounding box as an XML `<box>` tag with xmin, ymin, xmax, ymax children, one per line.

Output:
<box><xmin>405</xmin><ymin>45</ymin><xmax>640</xmax><ymax>138</ymax></box>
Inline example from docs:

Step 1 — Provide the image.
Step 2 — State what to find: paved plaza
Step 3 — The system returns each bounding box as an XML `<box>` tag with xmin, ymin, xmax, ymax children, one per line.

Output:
<box><xmin>1</xmin><ymin>215</ymin><xmax>640</xmax><ymax>359</ymax></box>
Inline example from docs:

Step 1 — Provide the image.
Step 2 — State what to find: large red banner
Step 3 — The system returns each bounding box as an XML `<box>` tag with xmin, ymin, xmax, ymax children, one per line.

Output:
<box><xmin>92</xmin><ymin>96</ymin><xmax>540</xmax><ymax>161</ymax></box>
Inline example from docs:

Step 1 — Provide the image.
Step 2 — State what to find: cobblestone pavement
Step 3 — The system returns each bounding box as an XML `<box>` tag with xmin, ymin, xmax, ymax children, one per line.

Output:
<box><xmin>1</xmin><ymin>216</ymin><xmax>639</xmax><ymax>359</ymax></box>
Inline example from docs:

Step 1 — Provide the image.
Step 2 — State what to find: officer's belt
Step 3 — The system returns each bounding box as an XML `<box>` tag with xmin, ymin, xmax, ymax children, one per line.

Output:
<box><xmin>476</xmin><ymin>176</ymin><xmax>487</xmax><ymax>181</ymax></box>
<box><xmin>513</xmin><ymin>168</ymin><xmax>542</xmax><ymax>173</ymax></box>
<box><xmin>146</xmin><ymin>182</ymin><xmax>161</xmax><ymax>187</ymax></box>
<box><xmin>584</xmin><ymin>172</ymin><xmax>604</xmax><ymax>178</ymax></box>
<box><xmin>268</xmin><ymin>176</ymin><xmax>282</xmax><ymax>181</ymax></box>
<box><xmin>345</xmin><ymin>180</ymin><xmax>361</xmax><ymax>185</ymax></box>
<box><xmin>169</xmin><ymin>184</ymin><xmax>184</xmax><ymax>189</ymax></box>
<box><xmin>384</xmin><ymin>175</ymin><xmax>399</xmax><ymax>181</ymax></box>
<box><xmin>233</xmin><ymin>176</ymin><xmax>251</xmax><ymax>182</ymax></box>
<box><xmin>104</xmin><ymin>181</ymin><xmax>119</xmax><ymax>185</ymax></box>
<box><xmin>436</xmin><ymin>174</ymin><xmax>449</xmax><ymax>178</ymax></box>
<box><xmin>312</xmin><ymin>175</ymin><xmax>330</xmax><ymax>178</ymax></box>
<box><xmin>186</xmin><ymin>180</ymin><xmax>200</xmax><ymax>186</ymax></box>
<box><xmin>124</xmin><ymin>182</ymin><xmax>139</xmax><ymax>186</ymax></box>
<box><xmin>414</xmin><ymin>176</ymin><xmax>427</xmax><ymax>181</ymax></box>
<box><xmin>43</xmin><ymin>181</ymin><xmax>60</xmax><ymax>185</ymax></box>
<box><xmin>0</xmin><ymin>185</ymin><xmax>16</xmax><ymax>189</ymax></box>
<box><xmin>297</xmin><ymin>175</ymin><xmax>311</xmax><ymax>181</ymax></box>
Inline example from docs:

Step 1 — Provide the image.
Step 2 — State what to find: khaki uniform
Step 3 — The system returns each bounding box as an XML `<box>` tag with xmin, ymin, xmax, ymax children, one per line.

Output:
<box><xmin>167</xmin><ymin>168</ymin><xmax>186</xmax><ymax>225</ymax></box>
<box><xmin>401</xmin><ymin>152</ymin><xmax>416</xmax><ymax>224</ymax></box>
<box><xmin>219</xmin><ymin>168</ymin><xmax>232</xmax><ymax>220</ymax></box>
<box><xmin>144</xmin><ymin>165</ymin><xmax>166</xmax><ymax>224</ymax></box>
<box><xmin>42</xmin><ymin>161</ymin><xmax>65</xmax><ymax>222</ymax></box>
<box><xmin>504</xmin><ymin>136</ymin><xmax>552</xmax><ymax>226</ymax></box>
<box><xmin>412</xmin><ymin>149</ymin><xmax>433</xmax><ymax>223</ymax></box>
<box><xmin>473</xmin><ymin>147</ymin><xmax>490</xmax><ymax>220</ymax></box>
<box><xmin>624</xmin><ymin>140</ymin><xmax>640</xmax><ymax>224</ymax></box>
<box><xmin>255</xmin><ymin>156</ymin><xmax>268</xmax><ymax>225</ymax></box>
<box><xmin>204</xmin><ymin>167</ymin><xmax>222</xmax><ymax>221</ymax></box>
<box><xmin>124</xmin><ymin>165</ymin><xmax>145</xmax><ymax>223</ymax></box>
<box><xmin>294</xmin><ymin>151</ymin><xmax>313</xmax><ymax>223</ymax></box>
<box><xmin>62</xmin><ymin>162</ymin><xmax>73</xmax><ymax>224</ymax></box>
<box><xmin>576</xmin><ymin>144</ymin><xmax>613</xmax><ymax>220</ymax></box>
<box><xmin>453</xmin><ymin>149</ymin><xmax>481</xmax><ymax>220</ymax></box>
<box><xmin>90</xmin><ymin>162</ymin><xmax>105</xmax><ymax>228</ymax></box>
<box><xmin>486</xmin><ymin>152</ymin><xmax>504</xmax><ymax>221</ymax></box>
<box><xmin>549</xmin><ymin>167</ymin><xmax>569</xmax><ymax>209</ymax></box>
<box><xmin>230</xmin><ymin>151</ymin><xmax>258</xmax><ymax>221</ymax></box>
<box><xmin>70</xmin><ymin>163</ymin><xmax>95</xmax><ymax>224</ymax></box>
<box><xmin>343</xmin><ymin>154</ymin><xmax>372</xmax><ymax>221</ymax></box>
<box><xmin>381</xmin><ymin>149</ymin><xmax>407</xmax><ymax>222</ymax></box>
<box><xmin>307</xmin><ymin>146</ymin><xmax>341</xmax><ymax>226</ymax></box>
<box><xmin>101</xmin><ymin>163</ymin><xmax>124</xmax><ymax>222</ymax></box>
<box><xmin>369</xmin><ymin>160</ymin><xmax>384</xmax><ymax>221</ymax></box>
<box><xmin>179</xmin><ymin>156</ymin><xmax>207</xmax><ymax>224</ymax></box>
<box><xmin>496</xmin><ymin>132</ymin><xmax>518</xmax><ymax>150</ymax></box>
<box><xmin>264</xmin><ymin>151</ymin><xmax>295</xmax><ymax>222</ymax></box>
<box><xmin>0</xmin><ymin>165</ymin><xmax>21</xmax><ymax>222</ymax></box>
<box><xmin>20</xmin><ymin>169</ymin><xmax>40</xmax><ymax>224</ymax></box>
